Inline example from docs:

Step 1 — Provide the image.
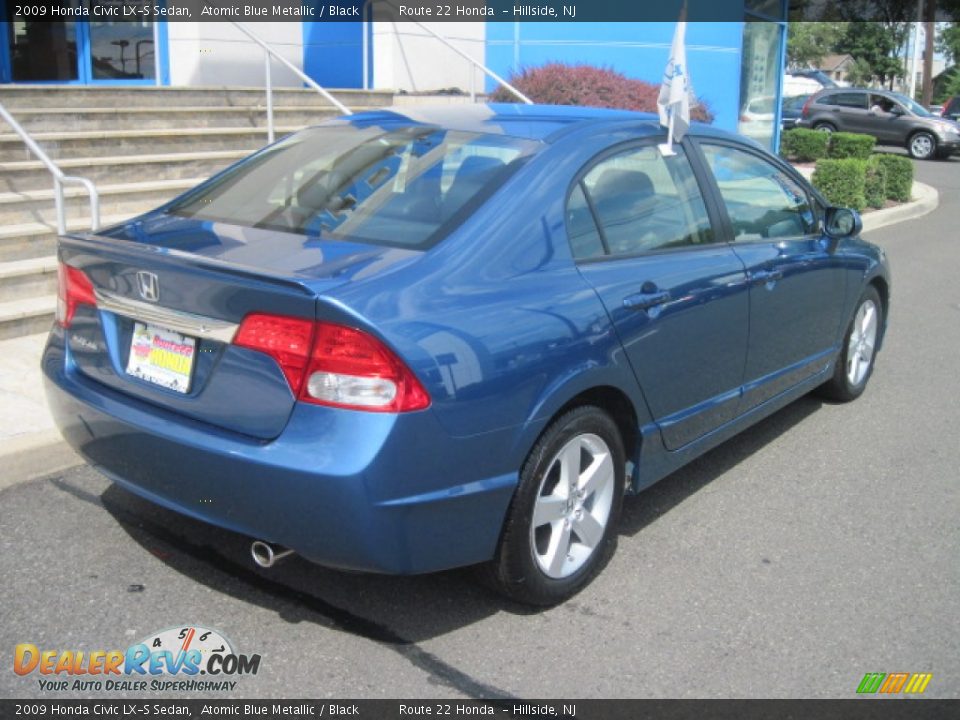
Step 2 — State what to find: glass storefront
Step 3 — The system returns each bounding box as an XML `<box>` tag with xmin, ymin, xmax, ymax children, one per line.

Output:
<box><xmin>739</xmin><ymin>20</ymin><xmax>783</xmax><ymax>151</ymax></box>
<box><xmin>1</xmin><ymin>1</ymin><xmax>157</xmax><ymax>83</ymax></box>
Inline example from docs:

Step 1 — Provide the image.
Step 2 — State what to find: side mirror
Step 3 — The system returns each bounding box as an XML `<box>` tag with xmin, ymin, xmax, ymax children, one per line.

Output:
<box><xmin>890</xmin><ymin>105</ymin><xmax>906</xmax><ymax>116</ymax></box>
<box><xmin>824</xmin><ymin>207</ymin><xmax>862</xmax><ymax>239</ymax></box>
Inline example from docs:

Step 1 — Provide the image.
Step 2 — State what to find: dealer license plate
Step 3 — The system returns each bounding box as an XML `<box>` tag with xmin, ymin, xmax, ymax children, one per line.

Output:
<box><xmin>126</xmin><ymin>322</ymin><xmax>197</xmax><ymax>394</ymax></box>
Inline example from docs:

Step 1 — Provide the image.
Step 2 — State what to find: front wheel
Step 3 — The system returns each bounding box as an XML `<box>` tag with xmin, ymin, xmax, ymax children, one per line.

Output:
<box><xmin>908</xmin><ymin>131</ymin><xmax>936</xmax><ymax>160</ymax></box>
<box><xmin>481</xmin><ymin>406</ymin><xmax>626</xmax><ymax>606</ymax></box>
<box><xmin>817</xmin><ymin>286</ymin><xmax>883</xmax><ymax>402</ymax></box>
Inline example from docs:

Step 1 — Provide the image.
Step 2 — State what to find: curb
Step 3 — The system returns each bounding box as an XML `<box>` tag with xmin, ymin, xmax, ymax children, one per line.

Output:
<box><xmin>861</xmin><ymin>181</ymin><xmax>938</xmax><ymax>233</ymax></box>
<box><xmin>0</xmin><ymin>429</ymin><xmax>82</xmax><ymax>491</ymax></box>
<box><xmin>793</xmin><ymin>166</ymin><xmax>939</xmax><ymax>233</ymax></box>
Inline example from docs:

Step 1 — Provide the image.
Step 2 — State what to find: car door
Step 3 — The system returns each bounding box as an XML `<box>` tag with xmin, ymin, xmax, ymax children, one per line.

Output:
<box><xmin>867</xmin><ymin>93</ymin><xmax>908</xmax><ymax>143</ymax></box>
<box><xmin>827</xmin><ymin>91</ymin><xmax>871</xmax><ymax>133</ymax></box>
<box><xmin>570</xmin><ymin>140</ymin><xmax>750</xmax><ymax>451</ymax></box>
<box><xmin>697</xmin><ymin>141</ymin><xmax>847</xmax><ymax>412</ymax></box>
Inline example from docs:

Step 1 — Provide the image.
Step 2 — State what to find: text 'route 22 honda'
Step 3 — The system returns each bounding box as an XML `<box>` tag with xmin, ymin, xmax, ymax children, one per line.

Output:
<box><xmin>43</xmin><ymin>104</ymin><xmax>890</xmax><ymax>605</ymax></box>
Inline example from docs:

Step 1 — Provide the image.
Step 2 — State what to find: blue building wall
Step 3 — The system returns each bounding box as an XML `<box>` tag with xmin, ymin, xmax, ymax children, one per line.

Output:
<box><xmin>485</xmin><ymin>22</ymin><xmax>745</xmax><ymax>134</ymax></box>
<box><xmin>302</xmin><ymin>1</ymin><xmax>366</xmax><ymax>88</ymax></box>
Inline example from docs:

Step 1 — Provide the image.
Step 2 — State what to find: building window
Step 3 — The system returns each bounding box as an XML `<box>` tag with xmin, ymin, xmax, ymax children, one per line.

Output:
<box><xmin>738</xmin><ymin>21</ymin><xmax>783</xmax><ymax>151</ymax></box>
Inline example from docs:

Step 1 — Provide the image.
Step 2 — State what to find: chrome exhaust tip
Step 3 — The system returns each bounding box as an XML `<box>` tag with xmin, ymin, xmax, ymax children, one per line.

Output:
<box><xmin>250</xmin><ymin>540</ymin><xmax>294</xmax><ymax>569</ymax></box>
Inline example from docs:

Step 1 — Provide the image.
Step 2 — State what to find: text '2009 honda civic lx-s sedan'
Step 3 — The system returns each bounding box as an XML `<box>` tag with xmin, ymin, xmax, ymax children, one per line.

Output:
<box><xmin>43</xmin><ymin>104</ymin><xmax>890</xmax><ymax>605</ymax></box>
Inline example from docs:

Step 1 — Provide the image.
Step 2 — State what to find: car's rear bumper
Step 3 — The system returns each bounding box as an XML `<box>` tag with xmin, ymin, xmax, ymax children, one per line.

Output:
<box><xmin>42</xmin><ymin>328</ymin><xmax>517</xmax><ymax>575</ymax></box>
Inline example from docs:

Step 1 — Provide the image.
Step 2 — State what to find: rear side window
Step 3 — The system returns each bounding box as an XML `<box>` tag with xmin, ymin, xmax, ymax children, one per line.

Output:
<box><xmin>701</xmin><ymin>144</ymin><xmax>817</xmax><ymax>242</ymax></box>
<box><xmin>566</xmin><ymin>144</ymin><xmax>713</xmax><ymax>259</ymax></box>
<box><xmin>820</xmin><ymin>92</ymin><xmax>867</xmax><ymax>109</ymax></box>
<box><xmin>169</xmin><ymin>125</ymin><xmax>539</xmax><ymax>249</ymax></box>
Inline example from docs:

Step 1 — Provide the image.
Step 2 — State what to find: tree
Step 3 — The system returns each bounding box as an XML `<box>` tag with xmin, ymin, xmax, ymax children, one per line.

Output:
<box><xmin>846</xmin><ymin>58</ymin><xmax>877</xmax><ymax>85</ymax></box>
<box><xmin>787</xmin><ymin>22</ymin><xmax>848</xmax><ymax>68</ymax></box>
<box><xmin>938</xmin><ymin>23</ymin><xmax>960</xmax><ymax>65</ymax></box>
<box><xmin>836</xmin><ymin>21</ymin><xmax>907</xmax><ymax>88</ymax></box>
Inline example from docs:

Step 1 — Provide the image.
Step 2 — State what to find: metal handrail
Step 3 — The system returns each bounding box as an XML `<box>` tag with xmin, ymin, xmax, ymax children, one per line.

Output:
<box><xmin>405</xmin><ymin>21</ymin><xmax>534</xmax><ymax>105</ymax></box>
<box><xmin>0</xmin><ymin>101</ymin><xmax>101</xmax><ymax>235</ymax></box>
<box><xmin>231</xmin><ymin>22</ymin><xmax>352</xmax><ymax>144</ymax></box>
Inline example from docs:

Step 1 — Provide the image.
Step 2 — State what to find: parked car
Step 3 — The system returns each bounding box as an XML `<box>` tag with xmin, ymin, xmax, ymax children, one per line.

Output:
<box><xmin>43</xmin><ymin>104</ymin><xmax>890</xmax><ymax>606</ymax></box>
<box><xmin>781</xmin><ymin>94</ymin><xmax>810</xmax><ymax>131</ymax></box>
<box><xmin>788</xmin><ymin>69</ymin><xmax>840</xmax><ymax>88</ymax></box>
<box><xmin>942</xmin><ymin>95</ymin><xmax>960</xmax><ymax>122</ymax></box>
<box><xmin>798</xmin><ymin>86</ymin><xmax>960</xmax><ymax>159</ymax></box>
<box><xmin>739</xmin><ymin>95</ymin><xmax>776</xmax><ymax>140</ymax></box>
<box><xmin>783</xmin><ymin>74</ymin><xmax>825</xmax><ymax>97</ymax></box>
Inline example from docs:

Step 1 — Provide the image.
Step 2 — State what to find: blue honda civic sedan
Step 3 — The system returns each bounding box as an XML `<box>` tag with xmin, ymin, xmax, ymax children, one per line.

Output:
<box><xmin>43</xmin><ymin>104</ymin><xmax>890</xmax><ymax>605</ymax></box>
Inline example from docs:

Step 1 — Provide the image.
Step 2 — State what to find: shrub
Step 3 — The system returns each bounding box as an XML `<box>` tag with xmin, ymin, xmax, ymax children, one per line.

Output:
<box><xmin>489</xmin><ymin>63</ymin><xmax>714</xmax><ymax>122</ymax></box>
<box><xmin>812</xmin><ymin>158</ymin><xmax>867</xmax><ymax>211</ymax></box>
<box><xmin>779</xmin><ymin>128</ymin><xmax>830</xmax><ymax>162</ymax></box>
<box><xmin>872</xmin><ymin>153</ymin><xmax>913</xmax><ymax>202</ymax></box>
<box><xmin>827</xmin><ymin>132</ymin><xmax>876</xmax><ymax>160</ymax></box>
<box><xmin>864</xmin><ymin>156</ymin><xmax>887</xmax><ymax>209</ymax></box>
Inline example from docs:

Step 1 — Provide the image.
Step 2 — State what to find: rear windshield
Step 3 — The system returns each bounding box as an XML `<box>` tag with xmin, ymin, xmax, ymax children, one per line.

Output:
<box><xmin>168</xmin><ymin>125</ymin><xmax>539</xmax><ymax>249</ymax></box>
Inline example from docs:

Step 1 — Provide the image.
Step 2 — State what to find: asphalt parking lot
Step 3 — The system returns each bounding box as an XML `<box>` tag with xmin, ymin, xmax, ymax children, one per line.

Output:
<box><xmin>1</xmin><ymin>156</ymin><xmax>958</xmax><ymax>701</ymax></box>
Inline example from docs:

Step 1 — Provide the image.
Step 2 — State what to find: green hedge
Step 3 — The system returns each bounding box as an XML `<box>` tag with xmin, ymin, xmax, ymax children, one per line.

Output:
<box><xmin>872</xmin><ymin>153</ymin><xmax>913</xmax><ymax>202</ymax></box>
<box><xmin>864</xmin><ymin>156</ymin><xmax>887</xmax><ymax>209</ymax></box>
<box><xmin>780</xmin><ymin>128</ymin><xmax>830</xmax><ymax>162</ymax></box>
<box><xmin>827</xmin><ymin>132</ymin><xmax>877</xmax><ymax>159</ymax></box>
<box><xmin>812</xmin><ymin>159</ymin><xmax>867</xmax><ymax>211</ymax></box>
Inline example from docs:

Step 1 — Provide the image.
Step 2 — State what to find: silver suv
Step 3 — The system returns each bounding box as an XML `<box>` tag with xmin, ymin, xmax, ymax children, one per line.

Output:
<box><xmin>798</xmin><ymin>87</ymin><xmax>960</xmax><ymax>160</ymax></box>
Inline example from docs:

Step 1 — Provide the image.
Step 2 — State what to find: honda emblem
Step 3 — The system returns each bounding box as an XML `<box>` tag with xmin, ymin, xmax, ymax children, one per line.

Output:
<box><xmin>136</xmin><ymin>271</ymin><xmax>160</xmax><ymax>303</ymax></box>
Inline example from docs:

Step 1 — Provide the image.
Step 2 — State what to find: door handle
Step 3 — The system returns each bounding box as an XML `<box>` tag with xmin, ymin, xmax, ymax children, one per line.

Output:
<box><xmin>623</xmin><ymin>289</ymin><xmax>671</xmax><ymax>311</ymax></box>
<box><xmin>750</xmin><ymin>269</ymin><xmax>783</xmax><ymax>286</ymax></box>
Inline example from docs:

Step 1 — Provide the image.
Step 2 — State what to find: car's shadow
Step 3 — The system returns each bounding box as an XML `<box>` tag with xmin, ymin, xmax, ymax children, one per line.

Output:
<box><xmin>101</xmin><ymin>394</ymin><xmax>823</xmax><ymax>644</ymax></box>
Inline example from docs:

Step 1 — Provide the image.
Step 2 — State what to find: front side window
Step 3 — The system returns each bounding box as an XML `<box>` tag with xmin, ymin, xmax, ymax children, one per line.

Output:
<box><xmin>566</xmin><ymin>144</ymin><xmax>713</xmax><ymax>259</ymax></box>
<box><xmin>169</xmin><ymin>125</ymin><xmax>538</xmax><ymax>249</ymax></box>
<box><xmin>701</xmin><ymin>144</ymin><xmax>817</xmax><ymax>242</ymax></box>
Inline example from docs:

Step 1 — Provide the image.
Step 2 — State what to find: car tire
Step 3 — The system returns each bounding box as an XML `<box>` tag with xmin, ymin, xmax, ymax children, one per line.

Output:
<box><xmin>813</xmin><ymin>121</ymin><xmax>836</xmax><ymax>133</ymax></box>
<box><xmin>907</xmin><ymin>131</ymin><xmax>937</xmax><ymax>160</ymax></box>
<box><xmin>817</xmin><ymin>286</ymin><xmax>883</xmax><ymax>402</ymax></box>
<box><xmin>481</xmin><ymin>405</ymin><xmax>626</xmax><ymax>606</ymax></box>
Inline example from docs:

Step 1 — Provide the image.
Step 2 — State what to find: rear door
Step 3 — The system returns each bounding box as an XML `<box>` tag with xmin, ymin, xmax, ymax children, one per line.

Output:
<box><xmin>827</xmin><ymin>91</ymin><xmax>871</xmax><ymax>133</ymax></box>
<box><xmin>571</xmin><ymin>139</ymin><xmax>750</xmax><ymax>451</ymax></box>
<box><xmin>697</xmin><ymin>141</ymin><xmax>847</xmax><ymax>411</ymax></box>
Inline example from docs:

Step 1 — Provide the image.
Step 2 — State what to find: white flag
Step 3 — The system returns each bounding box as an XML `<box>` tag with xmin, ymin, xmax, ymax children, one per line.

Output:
<box><xmin>657</xmin><ymin>20</ymin><xmax>690</xmax><ymax>142</ymax></box>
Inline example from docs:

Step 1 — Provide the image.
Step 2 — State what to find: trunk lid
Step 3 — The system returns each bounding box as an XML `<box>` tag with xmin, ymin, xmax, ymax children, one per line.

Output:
<box><xmin>59</xmin><ymin>215</ymin><xmax>419</xmax><ymax>440</ymax></box>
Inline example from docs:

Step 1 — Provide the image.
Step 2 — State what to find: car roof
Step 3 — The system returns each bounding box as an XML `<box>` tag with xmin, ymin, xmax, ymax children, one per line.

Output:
<box><xmin>338</xmin><ymin>103</ymin><xmax>739</xmax><ymax>144</ymax></box>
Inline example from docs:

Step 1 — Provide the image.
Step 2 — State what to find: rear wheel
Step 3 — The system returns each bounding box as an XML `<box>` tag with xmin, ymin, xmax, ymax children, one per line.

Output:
<box><xmin>482</xmin><ymin>406</ymin><xmax>626</xmax><ymax>606</ymax></box>
<box><xmin>813</xmin><ymin>121</ymin><xmax>836</xmax><ymax>133</ymax></box>
<box><xmin>818</xmin><ymin>286</ymin><xmax>882</xmax><ymax>402</ymax></box>
<box><xmin>908</xmin><ymin>131</ymin><xmax>936</xmax><ymax>160</ymax></box>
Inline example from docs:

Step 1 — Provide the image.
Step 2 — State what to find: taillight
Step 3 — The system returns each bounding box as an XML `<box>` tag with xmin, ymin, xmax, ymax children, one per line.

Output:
<box><xmin>234</xmin><ymin>313</ymin><xmax>314</xmax><ymax>394</ymax></box>
<box><xmin>801</xmin><ymin>95</ymin><xmax>814</xmax><ymax>117</ymax></box>
<box><xmin>234</xmin><ymin>315</ymin><xmax>430</xmax><ymax>412</ymax></box>
<box><xmin>56</xmin><ymin>262</ymin><xmax>96</xmax><ymax>328</ymax></box>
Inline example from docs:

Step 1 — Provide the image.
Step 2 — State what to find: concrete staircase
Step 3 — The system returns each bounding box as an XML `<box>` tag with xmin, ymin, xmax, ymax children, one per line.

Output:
<box><xmin>0</xmin><ymin>85</ymin><xmax>394</xmax><ymax>339</ymax></box>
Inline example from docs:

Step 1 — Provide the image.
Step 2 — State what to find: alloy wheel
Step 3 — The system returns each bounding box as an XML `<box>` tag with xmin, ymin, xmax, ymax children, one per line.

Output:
<box><xmin>530</xmin><ymin>433</ymin><xmax>616</xmax><ymax>579</ymax></box>
<box><xmin>846</xmin><ymin>299</ymin><xmax>878</xmax><ymax>386</ymax></box>
<box><xmin>910</xmin><ymin>133</ymin><xmax>934</xmax><ymax>158</ymax></box>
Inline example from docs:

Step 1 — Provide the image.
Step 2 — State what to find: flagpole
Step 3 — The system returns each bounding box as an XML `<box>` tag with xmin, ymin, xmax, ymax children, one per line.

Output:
<box><xmin>660</xmin><ymin>107</ymin><xmax>677</xmax><ymax>156</ymax></box>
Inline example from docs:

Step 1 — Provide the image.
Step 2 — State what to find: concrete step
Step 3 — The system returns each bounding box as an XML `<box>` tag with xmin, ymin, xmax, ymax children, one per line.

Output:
<box><xmin>0</xmin><ymin>294</ymin><xmax>55</xmax><ymax>341</ymax></box>
<box><xmin>0</xmin><ymin>256</ymin><xmax>58</xmax><ymax>302</ymax></box>
<box><xmin>0</xmin><ymin>86</ymin><xmax>394</xmax><ymax>110</ymax></box>
<box><xmin>0</xmin><ymin>150</ymin><xmax>247</xmax><ymax>192</ymax></box>
<box><xmin>6</xmin><ymin>105</ymin><xmax>352</xmax><ymax>133</ymax></box>
<box><xmin>0</xmin><ymin>213</ymin><xmax>131</xmax><ymax>262</ymax></box>
<box><xmin>0</xmin><ymin>177</ymin><xmax>203</xmax><ymax>226</ymax></box>
<box><xmin>0</xmin><ymin>126</ymin><xmax>301</xmax><ymax>162</ymax></box>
